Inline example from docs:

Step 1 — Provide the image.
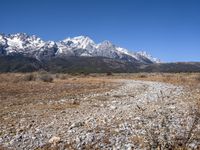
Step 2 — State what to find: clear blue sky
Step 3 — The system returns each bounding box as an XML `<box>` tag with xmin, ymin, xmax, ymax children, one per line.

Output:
<box><xmin>1</xmin><ymin>0</ymin><xmax>200</xmax><ymax>62</ymax></box>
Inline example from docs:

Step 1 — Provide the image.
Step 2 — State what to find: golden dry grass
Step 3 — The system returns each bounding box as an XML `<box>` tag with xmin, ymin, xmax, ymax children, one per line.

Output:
<box><xmin>0</xmin><ymin>72</ymin><xmax>199</xmax><ymax>149</ymax></box>
<box><xmin>129</xmin><ymin>73</ymin><xmax>200</xmax><ymax>86</ymax></box>
<box><xmin>1</xmin><ymin>72</ymin><xmax>199</xmax><ymax>109</ymax></box>
<box><xmin>0</xmin><ymin>73</ymin><xmax>118</xmax><ymax>106</ymax></box>
<box><xmin>0</xmin><ymin>73</ymin><xmax>120</xmax><ymax>130</ymax></box>
<box><xmin>129</xmin><ymin>73</ymin><xmax>200</xmax><ymax>111</ymax></box>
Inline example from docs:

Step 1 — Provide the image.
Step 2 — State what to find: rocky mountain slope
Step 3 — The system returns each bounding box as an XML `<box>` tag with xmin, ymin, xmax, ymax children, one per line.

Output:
<box><xmin>1</xmin><ymin>55</ymin><xmax>200</xmax><ymax>73</ymax></box>
<box><xmin>0</xmin><ymin>33</ymin><xmax>160</xmax><ymax>64</ymax></box>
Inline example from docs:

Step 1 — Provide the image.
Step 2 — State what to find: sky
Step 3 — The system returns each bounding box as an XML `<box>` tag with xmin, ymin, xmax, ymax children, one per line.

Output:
<box><xmin>0</xmin><ymin>0</ymin><xmax>200</xmax><ymax>62</ymax></box>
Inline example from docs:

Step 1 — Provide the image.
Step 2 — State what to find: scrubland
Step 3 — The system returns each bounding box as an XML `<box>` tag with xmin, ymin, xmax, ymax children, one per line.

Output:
<box><xmin>0</xmin><ymin>72</ymin><xmax>199</xmax><ymax>150</ymax></box>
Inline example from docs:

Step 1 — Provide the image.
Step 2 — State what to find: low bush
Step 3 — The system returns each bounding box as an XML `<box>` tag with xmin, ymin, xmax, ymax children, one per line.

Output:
<box><xmin>195</xmin><ymin>74</ymin><xmax>200</xmax><ymax>82</ymax></box>
<box><xmin>106</xmin><ymin>72</ymin><xmax>112</xmax><ymax>76</ymax></box>
<box><xmin>40</xmin><ymin>74</ymin><xmax>53</xmax><ymax>82</ymax></box>
<box><xmin>138</xmin><ymin>74</ymin><xmax>147</xmax><ymax>78</ymax></box>
<box><xmin>82</xmin><ymin>72</ymin><xmax>90</xmax><ymax>76</ymax></box>
<box><xmin>23</xmin><ymin>73</ymin><xmax>36</xmax><ymax>81</ymax></box>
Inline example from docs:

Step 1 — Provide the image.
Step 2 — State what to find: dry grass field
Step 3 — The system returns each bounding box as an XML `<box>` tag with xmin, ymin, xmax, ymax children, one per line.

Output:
<box><xmin>0</xmin><ymin>73</ymin><xmax>121</xmax><ymax>106</ymax></box>
<box><xmin>130</xmin><ymin>73</ymin><xmax>200</xmax><ymax>109</ymax></box>
<box><xmin>0</xmin><ymin>72</ymin><xmax>199</xmax><ymax>149</ymax></box>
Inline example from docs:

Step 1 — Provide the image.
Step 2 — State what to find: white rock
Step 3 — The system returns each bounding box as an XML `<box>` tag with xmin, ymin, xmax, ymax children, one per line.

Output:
<box><xmin>70</xmin><ymin>122</ymin><xmax>84</xmax><ymax>129</ymax></box>
<box><xmin>49</xmin><ymin>136</ymin><xmax>61</xmax><ymax>145</ymax></box>
<box><xmin>112</xmin><ymin>101</ymin><xmax>117</xmax><ymax>103</ymax></box>
<box><xmin>110</xmin><ymin>105</ymin><xmax>117</xmax><ymax>110</ymax></box>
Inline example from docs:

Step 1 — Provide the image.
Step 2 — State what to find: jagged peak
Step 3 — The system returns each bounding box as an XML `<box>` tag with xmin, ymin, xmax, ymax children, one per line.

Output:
<box><xmin>62</xmin><ymin>35</ymin><xmax>95</xmax><ymax>49</ymax></box>
<box><xmin>97</xmin><ymin>40</ymin><xmax>115</xmax><ymax>49</ymax></box>
<box><xmin>0</xmin><ymin>33</ymin><xmax>5</xmax><ymax>37</ymax></box>
<box><xmin>0</xmin><ymin>33</ymin><xmax>160</xmax><ymax>63</ymax></box>
<box><xmin>100</xmin><ymin>40</ymin><xmax>113</xmax><ymax>45</ymax></box>
<box><xmin>4</xmin><ymin>33</ymin><xmax>40</xmax><ymax>39</ymax></box>
<box><xmin>8</xmin><ymin>33</ymin><xmax>28</xmax><ymax>38</ymax></box>
<box><xmin>137</xmin><ymin>51</ymin><xmax>161</xmax><ymax>63</ymax></box>
<box><xmin>73</xmin><ymin>35</ymin><xmax>91</xmax><ymax>40</ymax></box>
<box><xmin>63</xmin><ymin>35</ymin><xmax>94</xmax><ymax>42</ymax></box>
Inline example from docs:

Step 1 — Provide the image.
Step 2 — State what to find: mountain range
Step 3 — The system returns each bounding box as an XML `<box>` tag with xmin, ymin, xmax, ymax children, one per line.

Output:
<box><xmin>0</xmin><ymin>33</ymin><xmax>160</xmax><ymax>64</ymax></box>
<box><xmin>0</xmin><ymin>33</ymin><xmax>200</xmax><ymax>73</ymax></box>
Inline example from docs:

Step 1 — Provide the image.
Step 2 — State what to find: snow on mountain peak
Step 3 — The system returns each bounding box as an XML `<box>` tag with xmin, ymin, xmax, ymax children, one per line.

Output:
<box><xmin>137</xmin><ymin>51</ymin><xmax>161</xmax><ymax>63</ymax></box>
<box><xmin>72</xmin><ymin>35</ymin><xmax>93</xmax><ymax>41</ymax></box>
<box><xmin>11</xmin><ymin>33</ymin><xmax>27</xmax><ymax>38</ymax></box>
<box><xmin>0</xmin><ymin>33</ymin><xmax>160</xmax><ymax>64</ymax></box>
<box><xmin>1</xmin><ymin>33</ymin><xmax>45</xmax><ymax>54</ymax></box>
<box><xmin>116</xmin><ymin>47</ymin><xmax>129</xmax><ymax>54</ymax></box>
<box><xmin>100</xmin><ymin>40</ymin><xmax>113</xmax><ymax>46</ymax></box>
<box><xmin>97</xmin><ymin>40</ymin><xmax>115</xmax><ymax>50</ymax></box>
<box><xmin>0</xmin><ymin>34</ymin><xmax>6</xmax><ymax>45</ymax></box>
<box><xmin>62</xmin><ymin>36</ymin><xmax>95</xmax><ymax>49</ymax></box>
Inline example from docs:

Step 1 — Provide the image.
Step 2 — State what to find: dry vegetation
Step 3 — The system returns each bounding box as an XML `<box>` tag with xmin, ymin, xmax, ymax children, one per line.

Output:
<box><xmin>106</xmin><ymin>72</ymin><xmax>200</xmax><ymax>106</ymax></box>
<box><xmin>131</xmin><ymin>72</ymin><xmax>200</xmax><ymax>107</ymax></box>
<box><xmin>0</xmin><ymin>72</ymin><xmax>199</xmax><ymax>149</ymax></box>
<box><xmin>0</xmin><ymin>72</ymin><xmax>118</xmax><ymax>108</ymax></box>
<box><xmin>124</xmin><ymin>73</ymin><xmax>200</xmax><ymax>149</ymax></box>
<box><xmin>132</xmin><ymin>73</ymin><xmax>200</xmax><ymax>86</ymax></box>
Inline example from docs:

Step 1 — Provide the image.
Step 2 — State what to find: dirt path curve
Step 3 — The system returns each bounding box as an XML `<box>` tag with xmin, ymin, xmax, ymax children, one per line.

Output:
<box><xmin>1</xmin><ymin>80</ymin><xmax>199</xmax><ymax>149</ymax></box>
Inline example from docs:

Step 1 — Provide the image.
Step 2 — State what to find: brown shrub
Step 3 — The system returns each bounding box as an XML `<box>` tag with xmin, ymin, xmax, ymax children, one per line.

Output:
<box><xmin>55</xmin><ymin>74</ymin><xmax>60</xmax><ymax>78</ymax></box>
<box><xmin>82</xmin><ymin>72</ymin><xmax>90</xmax><ymax>76</ymax></box>
<box><xmin>138</xmin><ymin>74</ymin><xmax>147</xmax><ymax>78</ymax></box>
<box><xmin>23</xmin><ymin>73</ymin><xmax>36</xmax><ymax>81</ymax></box>
<box><xmin>39</xmin><ymin>74</ymin><xmax>53</xmax><ymax>82</ymax></box>
<box><xmin>106</xmin><ymin>72</ymin><xmax>113</xmax><ymax>76</ymax></box>
<box><xmin>59</xmin><ymin>75</ymin><xmax>68</xmax><ymax>80</ymax></box>
<box><xmin>195</xmin><ymin>74</ymin><xmax>200</xmax><ymax>82</ymax></box>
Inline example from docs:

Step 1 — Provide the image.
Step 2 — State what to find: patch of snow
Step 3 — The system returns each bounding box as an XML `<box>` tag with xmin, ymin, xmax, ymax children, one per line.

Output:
<box><xmin>137</xmin><ymin>51</ymin><xmax>161</xmax><ymax>63</ymax></box>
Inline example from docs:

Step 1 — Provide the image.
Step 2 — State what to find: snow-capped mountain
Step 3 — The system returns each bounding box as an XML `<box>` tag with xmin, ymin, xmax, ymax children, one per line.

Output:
<box><xmin>137</xmin><ymin>51</ymin><xmax>161</xmax><ymax>64</ymax></box>
<box><xmin>0</xmin><ymin>33</ymin><xmax>160</xmax><ymax>63</ymax></box>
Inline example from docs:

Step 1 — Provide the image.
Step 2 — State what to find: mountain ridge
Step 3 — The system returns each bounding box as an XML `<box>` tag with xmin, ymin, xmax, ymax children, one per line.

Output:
<box><xmin>0</xmin><ymin>33</ymin><xmax>160</xmax><ymax>64</ymax></box>
<box><xmin>2</xmin><ymin>33</ymin><xmax>199</xmax><ymax>73</ymax></box>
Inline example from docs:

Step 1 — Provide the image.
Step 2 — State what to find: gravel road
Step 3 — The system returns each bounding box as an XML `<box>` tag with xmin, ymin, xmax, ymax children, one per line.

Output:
<box><xmin>0</xmin><ymin>80</ymin><xmax>199</xmax><ymax>149</ymax></box>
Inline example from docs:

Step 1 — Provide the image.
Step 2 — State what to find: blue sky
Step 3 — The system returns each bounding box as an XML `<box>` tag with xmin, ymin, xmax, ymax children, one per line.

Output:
<box><xmin>1</xmin><ymin>0</ymin><xmax>200</xmax><ymax>62</ymax></box>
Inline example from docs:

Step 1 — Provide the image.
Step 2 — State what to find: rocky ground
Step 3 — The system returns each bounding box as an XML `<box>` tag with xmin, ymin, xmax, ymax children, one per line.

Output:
<box><xmin>0</xmin><ymin>77</ymin><xmax>199</xmax><ymax>150</ymax></box>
